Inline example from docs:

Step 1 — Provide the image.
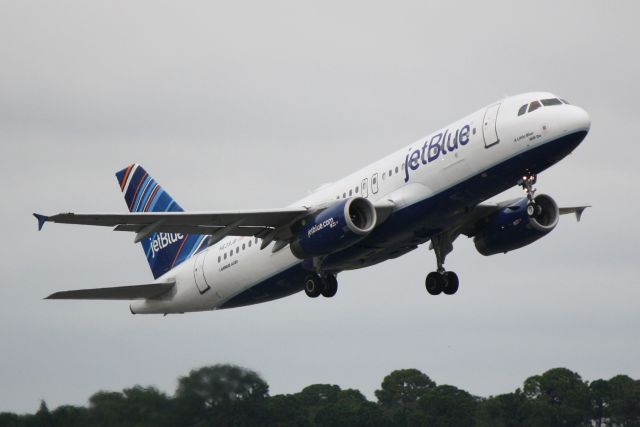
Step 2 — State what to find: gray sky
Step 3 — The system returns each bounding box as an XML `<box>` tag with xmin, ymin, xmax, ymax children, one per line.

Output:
<box><xmin>1</xmin><ymin>0</ymin><xmax>639</xmax><ymax>413</ymax></box>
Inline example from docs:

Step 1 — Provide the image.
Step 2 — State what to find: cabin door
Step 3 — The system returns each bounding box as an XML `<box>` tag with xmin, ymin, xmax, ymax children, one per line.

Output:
<box><xmin>482</xmin><ymin>103</ymin><xmax>501</xmax><ymax>148</ymax></box>
<box><xmin>193</xmin><ymin>251</ymin><xmax>211</xmax><ymax>294</ymax></box>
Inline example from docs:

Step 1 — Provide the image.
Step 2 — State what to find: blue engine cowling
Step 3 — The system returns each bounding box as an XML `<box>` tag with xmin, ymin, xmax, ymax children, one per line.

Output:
<box><xmin>473</xmin><ymin>194</ymin><xmax>559</xmax><ymax>256</ymax></box>
<box><xmin>290</xmin><ymin>197</ymin><xmax>377</xmax><ymax>259</ymax></box>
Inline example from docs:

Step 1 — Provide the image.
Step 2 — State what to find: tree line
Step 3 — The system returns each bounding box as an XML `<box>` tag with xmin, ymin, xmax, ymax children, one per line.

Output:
<box><xmin>1</xmin><ymin>364</ymin><xmax>639</xmax><ymax>427</ymax></box>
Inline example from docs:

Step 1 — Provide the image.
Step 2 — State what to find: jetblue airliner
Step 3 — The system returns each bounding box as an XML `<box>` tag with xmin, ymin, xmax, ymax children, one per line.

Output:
<box><xmin>35</xmin><ymin>92</ymin><xmax>590</xmax><ymax>314</ymax></box>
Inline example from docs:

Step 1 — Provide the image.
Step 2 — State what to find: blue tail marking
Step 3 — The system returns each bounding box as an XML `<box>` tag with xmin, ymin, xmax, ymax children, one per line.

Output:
<box><xmin>115</xmin><ymin>164</ymin><xmax>210</xmax><ymax>279</ymax></box>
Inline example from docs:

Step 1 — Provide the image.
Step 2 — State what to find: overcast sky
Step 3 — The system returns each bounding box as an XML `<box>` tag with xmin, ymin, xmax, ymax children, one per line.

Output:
<box><xmin>1</xmin><ymin>0</ymin><xmax>639</xmax><ymax>413</ymax></box>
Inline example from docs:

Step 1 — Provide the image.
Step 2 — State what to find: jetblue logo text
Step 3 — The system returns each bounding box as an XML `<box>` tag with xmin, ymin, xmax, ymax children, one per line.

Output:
<box><xmin>150</xmin><ymin>233</ymin><xmax>184</xmax><ymax>258</ymax></box>
<box><xmin>307</xmin><ymin>218</ymin><xmax>339</xmax><ymax>238</ymax></box>
<box><xmin>404</xmin><ymin>124</ymin><xmax>472</xmax><ymax>182</ymax></box>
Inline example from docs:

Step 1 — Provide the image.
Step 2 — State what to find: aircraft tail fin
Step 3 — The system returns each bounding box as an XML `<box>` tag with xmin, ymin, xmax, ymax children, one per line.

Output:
<box><xmin>115</xmin><ymin>164</ymin><xmax>209</xmax><ymax>278</ymax></box>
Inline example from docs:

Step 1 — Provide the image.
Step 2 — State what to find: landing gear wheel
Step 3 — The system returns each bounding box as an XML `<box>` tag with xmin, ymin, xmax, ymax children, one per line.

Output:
<box><xmin>321</xmin><ymin>275</ymin><xmax>338</xmax><ymax>298</ymax></box>
<box><xmin>443</xmin><ymin>271</ymin><xmax>459</xmax><ymax>295</ymax></box>
<box><xmin>425</xmin><ymin>272</ymin><xmax>444</xmax><ymax>295</ymax></box>
<box><xmin>304</xmin><ymin>275</ymin><xmax>322</xmax><ymax>298</ymax></box>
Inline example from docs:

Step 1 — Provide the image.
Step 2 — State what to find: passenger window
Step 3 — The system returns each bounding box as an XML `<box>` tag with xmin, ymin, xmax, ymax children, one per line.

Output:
<box><xmin>541</xmin><ymin>98</ymin><xmax>562</xmax><ymax>106</ymax></box>
<box><xmin>518</xmin><ymin>104</ymin><xmax>527</xmax><ymax>116</ymax></box>
<box><xmin>236</xmin><ymin>247</ymin><xmax>239</xmax><ymax>254</ymax></box>
<box><xmin>218</xmin><ymin>256</ymin><xmax>221</xmax><ymax>263</ymax></box>
<box><xmin>248</xmin><ymin>240</ymin><xmax>252</xmax><ymax>247</ymax></box>
<box><xmin>349</xmin><ymin>189</ymin><xmax>352</xmax><ymax>196</ymax></box>
<box><xmin>224</xmin><ymin>253</ymin><xmax>227</xmax><ymax>260</ymax></box>
<box><xmin>343</xmin><ymin>192</ymin><xmax>346</xmax><ymax>198</ymax></box>
<box><xmin>242</xmin><ymin>243</ymin><xmax>245</xmax><ymax>250</ymax></box>
<box><xmin>528</xmin><ymin>101</ymin><xmax>542</xmax><ymax>112</ymax></box>
<box><xmin>355</xmin><ymin>186</ymin><xmax>359</xmax><ymax>193</ymax></box>
<box><xmin>382</xmin><ymin>172</ymin><xmax>386</xmax><ymax>180</ymax></box>
<box><xmin>395</xmin><ymin>166</ymin><xmax>399</xmax><ymax>173</ymax></box>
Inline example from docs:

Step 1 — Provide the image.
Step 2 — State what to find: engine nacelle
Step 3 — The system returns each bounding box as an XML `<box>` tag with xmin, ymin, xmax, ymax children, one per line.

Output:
<box><xmin>290</xmin><ymin>197</ymin><xmax>377</xmax><ymax>259</ymax></box>
<box><xmin>474</xmin><ymin>194</ymin><xmax>559</xmax><ymax>256</ymax></box>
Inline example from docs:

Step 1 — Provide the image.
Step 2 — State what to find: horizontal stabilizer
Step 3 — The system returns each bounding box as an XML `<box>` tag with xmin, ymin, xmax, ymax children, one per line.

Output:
<box><xmin>46</xmin><ymin>280</ymin><xmax>175</xmax><ymax>300</ymax></box>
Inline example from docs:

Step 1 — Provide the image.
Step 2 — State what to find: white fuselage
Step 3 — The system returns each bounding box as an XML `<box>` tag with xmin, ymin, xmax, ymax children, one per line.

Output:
<box><xmin>130</xmin><ymin>92</ymin><xmax>590</xmax><ymax>314</ymax></box>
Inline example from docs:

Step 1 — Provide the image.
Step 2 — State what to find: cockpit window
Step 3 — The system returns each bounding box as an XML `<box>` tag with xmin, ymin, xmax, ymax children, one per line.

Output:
<box><xmin>517</xmin><ymin>104</ymin><xmax>527</xmax><ymax>116</ymax></box>
<box><xmin>541</xmin><ymin>98</ymin><xmax>562</xmax><ymax>106</ymax></box>
<box><xmin>561</xmin><ymin>98</ymin><xmax>570</xmax><ymax>104</ymax></box>
<box><xmin>528</xmin><ymin>101</ymin><xmax>542</xmax><ymax>113</ymax></box>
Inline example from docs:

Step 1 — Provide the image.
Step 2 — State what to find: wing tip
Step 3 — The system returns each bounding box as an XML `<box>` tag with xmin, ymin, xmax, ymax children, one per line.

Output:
<box><xmin>33</xmin><ymin>213</ymin><xmax>49</xmax><ymax>231</ymax></box>
<box><xmin>575</xmin><ymin>205</ymin><xmax>591</xmax><ymax>222</ymax></box>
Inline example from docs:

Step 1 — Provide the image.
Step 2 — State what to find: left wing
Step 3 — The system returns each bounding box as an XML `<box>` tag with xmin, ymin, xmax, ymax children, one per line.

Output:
<box><xmin>456</xmin><ymin>200</ymin><xmax>590</xmax><ymax>238</ymax></box>
<box><xmin>428</xmin><ymin>200</ymin><xmax>590</xmax><ymax>257</ymax></box>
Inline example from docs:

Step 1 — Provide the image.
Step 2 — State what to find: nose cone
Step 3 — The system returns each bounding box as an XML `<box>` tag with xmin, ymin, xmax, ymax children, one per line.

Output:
<box><xmin>566</xmin><ymin>105</ymin><xmax>591</xmax><ymax>134</ymax></box>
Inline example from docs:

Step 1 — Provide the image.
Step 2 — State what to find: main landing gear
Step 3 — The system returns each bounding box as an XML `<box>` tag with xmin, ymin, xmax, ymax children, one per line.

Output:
<box><xmin>425</xmin><ymin>233</ymin><xmax>459</xmax><ymax>295</ymax></box>
<box><xmin>304</xmin><ymin>274</ymin><xmax>338</xmax><ymax>298</ymax></box>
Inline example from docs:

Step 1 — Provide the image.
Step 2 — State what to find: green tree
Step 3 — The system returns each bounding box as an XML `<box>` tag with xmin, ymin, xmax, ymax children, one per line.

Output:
<box><xmin>375</xmin><ymin>368</ymin><xmax>436</xmax><ymax>425</ymax></box>
<box><xmin>264</xmin><ymin>394</ymin><xmax>309</xmax><ymax>427</ymax></box>
<box><xmin>523</xmin><ymin>368</ymin><xmax>590</xmax><ymax>427</ymax></box>
<box><xmin>375</xmin><ymin>369</ymin><xmax>436</xmax><ymax>408</ymax></box>
<box><xmin>607</xmin><ymin>375</ymin><xmax>640</xmax><ymax>426</ymax></box>
<box><xmin>0</xmin><ymin>412</ymin><xmax>22</xmax><ymax>427</ymax></box>
<box><xmin>410</xmin><ymin>385</ymin><xmax>477</xmax><ymax>427</ymax></box>
<box><xmin>174</xmin><ymin>364</ymin><xmax>270</xmax><ymax>426</ymax></box>
<box><xmin>49</xmin><ymin>405</ymin><xmax>88</xmax><ymax>427</ymax></box>
<box><xmin>589</xmin><ymin>379</ymin><xmax>611</xmax><ymax>426</ymax></box>
<box><xmin>313</xmin><ymin>388</ymin><xmax>388</xmax><ymax>427</ymax></box>
<box><xmin>87</xmin><ymin>386</ymin><xmax>171</xmax><ymax>427</ymax></box>
<box><xmin>475</xmin><ymin>390</ymin><xmax>531</xmax><ymax>427</ymax></box>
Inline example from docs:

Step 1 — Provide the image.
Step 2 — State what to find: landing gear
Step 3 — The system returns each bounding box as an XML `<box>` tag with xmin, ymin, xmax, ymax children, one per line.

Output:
<box><xmin>443</xmin><ymin>271</ymin><xmax>459</xmax><ymax>295</ymax></box>
<box><xmin>425</xmin><ymin>272</ymin><xmax>444</xmax><ymax>295</ymax></box>
<box><xmin>519</xmin><ymin>173</ymin><xmax>542</xmax><ymax>218</ymax></box>
<box><xmin>304</xmin><ymin>274</ymin><xmax>338</xmax><ymax>298</ymax></box>
<box><xmin>321</xmin><ymin>275</ymin><xmax>338</xmax><ymax>298</ymax></box>
<box><xmin>425</xmin><ymin>234</ymin><xmax>459</xmax><ymax>296</ymax></box>
<box><xmin>304</xmin><ymin>275</ymin><xmax>322</xmax><ymax>298</ymax></box>
<box><xmin>425</xmin><ymin>271</ymin><xmax>459</xmax><ymax>295</ymax></box>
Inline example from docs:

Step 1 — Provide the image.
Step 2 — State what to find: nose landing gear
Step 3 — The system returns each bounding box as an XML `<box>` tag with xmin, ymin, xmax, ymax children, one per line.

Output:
<box><xmin>519</xmin><ymin>173</ymin><xmax>542</xmax><ymax>217</ymax></box>
<box><xmin>425</xmin><ymin>233</ymin><xmax>459</xmax><ymax>296</ymax></box>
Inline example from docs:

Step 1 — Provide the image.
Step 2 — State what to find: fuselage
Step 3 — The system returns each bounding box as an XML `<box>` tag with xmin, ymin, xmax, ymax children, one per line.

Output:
<box><xmin>130</xmin><ymin>92</ymin><xmax>590</xmax><ymax>314</ymax></box>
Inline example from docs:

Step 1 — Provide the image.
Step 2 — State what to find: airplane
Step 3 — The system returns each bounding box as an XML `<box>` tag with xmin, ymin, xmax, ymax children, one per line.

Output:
<box><xmin>34</xmin><ymin>92</ymin><xmax>591</xmax><ymax>314</ymax></box>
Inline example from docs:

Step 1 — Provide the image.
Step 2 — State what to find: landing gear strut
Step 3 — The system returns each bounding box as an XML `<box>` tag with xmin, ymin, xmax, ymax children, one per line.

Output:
<box><xmin>519</xmin><ymin>173</ymin><xmax>542</xmax><ymax>217</ymax></box>
<box><xmin>425</xmin><ymin>234</ymin><xmax>459</xmax><ymax>295</ymax></box>
<box><xmin>304</xmin><ymin>274</ymin><xmax>338</xmax><ymax>298</ymax></box>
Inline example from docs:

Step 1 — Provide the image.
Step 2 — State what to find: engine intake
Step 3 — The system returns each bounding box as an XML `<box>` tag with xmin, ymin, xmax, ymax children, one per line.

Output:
<box><xmin>474</xmin><ymin>194</ymin><xmax>559</xmax><ymax>256</ymax></box>
<box><xmin>290</xmin><ymin>197</ymin><xmax>377</xmax><ymax>259</ymax></box>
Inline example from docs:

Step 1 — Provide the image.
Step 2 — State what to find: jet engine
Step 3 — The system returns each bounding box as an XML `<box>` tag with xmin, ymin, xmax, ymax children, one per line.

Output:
<box><xmin>290</xmin><ymin>197</ymin><xmax>377</xmax><ymax>259</ymax></box>
<box><xmin>474</xmin><ymin>194</ymin><xmax>559</xmax><ymax>256</ymax></box>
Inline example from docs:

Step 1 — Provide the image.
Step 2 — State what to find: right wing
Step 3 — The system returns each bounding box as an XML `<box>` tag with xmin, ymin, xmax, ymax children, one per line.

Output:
<box><xmin>34</xmin><ymin>200</ymin><xmax>396</xmax><ymax>249</ymax></box>
<box><xmin>34</xmin><ymin>208</ymin><xmax>310</xmax><ymax>247</ymax></box>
